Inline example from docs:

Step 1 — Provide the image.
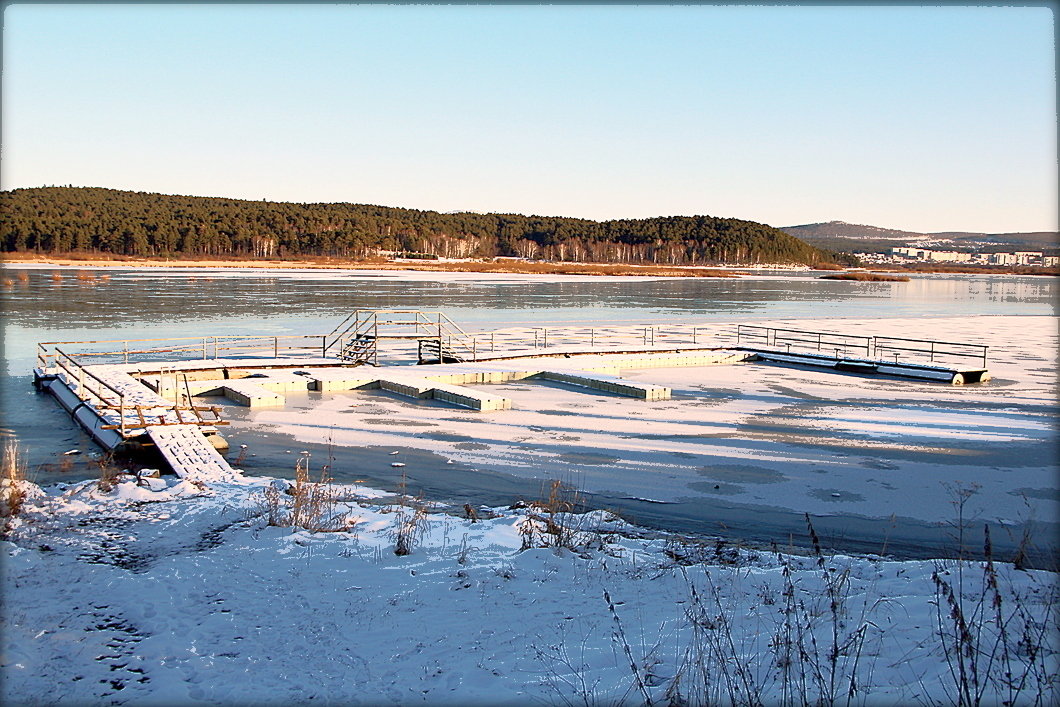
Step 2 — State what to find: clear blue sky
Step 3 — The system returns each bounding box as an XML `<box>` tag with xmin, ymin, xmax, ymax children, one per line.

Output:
<box><xmin>2</xmin><ymin>4</ymin><xmax>1056</xmax><ymax>233</ymax></box>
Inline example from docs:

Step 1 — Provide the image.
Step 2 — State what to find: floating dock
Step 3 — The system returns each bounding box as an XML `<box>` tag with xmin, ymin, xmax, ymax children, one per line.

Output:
<box><xmin>33</xmin><ymin>311</ymin><xmax>992</xmax><ymax>479</ymax></box>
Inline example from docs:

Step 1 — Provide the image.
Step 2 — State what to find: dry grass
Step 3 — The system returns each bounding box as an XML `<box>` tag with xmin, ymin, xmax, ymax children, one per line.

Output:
<box><xmin>3</xmin><ymin>251</ymin><xmax>743</xmax><ymax>278</ymax></box>
<box><xmin>1</xmin><ymin>440</ymin><xmax>29</xmax><ymax>533</ymax></box>
<box><xmin>819</xmin><ymin>271</ymin><xmax>911</xmax><ymax>282</ymax></box>
<box><xmin>880</xmin><ymin>263</ymin><xmax>1060</xmax><ymax>276</ymax></box>
<box><xmin>261</xmin><ymin>452</ymin><xmax>349</xmax><ymax>532</ymax></box>
<box><xmin>516</xmin><ymin>479</ymin><xmax>618</xmax><ymax>554</ymax></box>
<box><xmin>385</xmin><ymin>260</ymin><xmax>741</xmax><ymax>278</ymax></box>
<box><xmin>95</xmin><ymin>454</ymin><xmax>123</xmax><ymax>493</ymax></box>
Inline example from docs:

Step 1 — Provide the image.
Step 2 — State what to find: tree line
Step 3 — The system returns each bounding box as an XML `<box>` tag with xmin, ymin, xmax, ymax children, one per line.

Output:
<box><xmin>1</xmin><ymin>187</ymin><xmax>844</xmax><ymax>266</ymax></box>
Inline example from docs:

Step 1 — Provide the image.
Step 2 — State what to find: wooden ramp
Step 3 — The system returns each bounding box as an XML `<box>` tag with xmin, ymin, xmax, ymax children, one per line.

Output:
<box><xmin>146</xmin><ymin>425</ymin><xmax>236</xmax><ymax>479</ymax></box>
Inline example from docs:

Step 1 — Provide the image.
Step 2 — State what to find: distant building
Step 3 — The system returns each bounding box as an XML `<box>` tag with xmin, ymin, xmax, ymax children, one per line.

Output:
<box><xmin>1013</xmin><ymin>251</ymin><xmax>1043</xmax><ymax>265</ymax></box>
<box><xmin>891</xmin><ymin>247</ymin><xmax>925</xmax><ymax>260</ymax></box>
<box><xmin>989</xmin><ymin>252</ymin><xmax>1018</xmax><ymax>265</ymax></box>
<box><xmin>887</xmin><ymin>247</ymin><xmax>1052</xmax><ymax>267</ymax></box>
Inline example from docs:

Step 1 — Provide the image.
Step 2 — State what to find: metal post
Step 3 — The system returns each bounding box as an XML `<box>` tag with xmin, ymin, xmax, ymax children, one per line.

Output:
<box><xmin>491</xmin><ymin>333</ymin><xmax>495</xmax><ymax>352</ymax></box>
<box><xmin>203</xmin><ymin>338</ymin><xmax>208</xmax><ymax>360</ymax></box>
<box><xmin>590</xmin><ymin>329</ymin><xmax>595</xmax><ymax>347</ymax></box>
<box><xmin>929</xmin><ymin>341</ymin><xmax>935</xmax><ymax>362</ymax></box>
<box><xmin>534</xmin><ymin>330</ymin><xmax>539</xmax><ymax>349</ymax></box>
<box><xmin>123</xmin><ymin>341</ymin><xmax>129</xmax><ymax>365</ymax></box>
<box><xmin>274</xmin><ymin>337</ymin><xmax>279</xmax><ymax>358</ymax></box>
<box><xmin>543</xmin><ymin>329</ymin><xmax>548</xmax><ymax>348</ymax></box>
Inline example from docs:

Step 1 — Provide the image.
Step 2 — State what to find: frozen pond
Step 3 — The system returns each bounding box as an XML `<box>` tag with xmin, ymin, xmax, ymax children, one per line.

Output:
<box><xmin>2</xmin><ymin>264</ymin><xmax>1057</xmax><ymax>562</ymax></box>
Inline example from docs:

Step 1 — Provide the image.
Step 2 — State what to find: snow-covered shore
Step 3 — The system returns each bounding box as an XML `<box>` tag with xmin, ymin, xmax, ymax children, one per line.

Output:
<box><xmin>2</xmin><ymin>471</ymin><xmax>1057</xmax><ymax>705</ymax></box>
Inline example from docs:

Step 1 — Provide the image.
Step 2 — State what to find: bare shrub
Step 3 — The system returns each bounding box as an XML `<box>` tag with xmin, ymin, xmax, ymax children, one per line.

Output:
<box><xmin>1</xmin><ymin>439</ymin><xmax>29</xmax><ymax>533</ymax></box>
<box><xmin>664</xmin><ymin>517</ymin><xmax>882</xmax><ymax>707</ymax></box>
<box><xmin>388</xmin><ymin>467</ymin><xmax>429</xmax><ymax>556</ymax></box>
<box><xmin>768</xmin><ymin>522</ymin><xmax>881</xmax><ymax>707</ymax></box>
<box><xmin>932</xmin><ymin>524</ymin><xmax>1059</xmax><ymax>707</ymax></box>
<box><xmin>664</xmin><ymin>535</ymin><xmax>751</xmax><ymax>567</ymax></box>
<box><xmin>260</xmin><ymin>452</ymin><xmax>348</xmax><ymax>532</ymax></box>
<box><xmin>95</xmin><ymin>454</ymin><xmax>122</xmax><ymax>493</ymax></box>
<box><xmin>518</xmin><ymin>479</ymin><xmax>604</xmax><ymax>553</ymax></box>
<box><xmin>392</xmin><ymin>504</ymin><xmax>429</xmax><ymax>556</ymax></box>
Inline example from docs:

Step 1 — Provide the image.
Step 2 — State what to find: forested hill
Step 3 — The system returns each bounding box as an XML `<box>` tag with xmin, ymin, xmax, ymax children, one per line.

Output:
<box><xmin>1</xmin><ymin>187</ymin><xmax>836</xmax><ymax>266</ymax></box>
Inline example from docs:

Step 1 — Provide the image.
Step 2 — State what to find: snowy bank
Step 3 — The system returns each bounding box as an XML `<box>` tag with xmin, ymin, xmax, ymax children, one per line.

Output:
<box><xmin>2</xmin><ymin>472</ymin><xmax>1057</xmax><ymax>705</ymax></box>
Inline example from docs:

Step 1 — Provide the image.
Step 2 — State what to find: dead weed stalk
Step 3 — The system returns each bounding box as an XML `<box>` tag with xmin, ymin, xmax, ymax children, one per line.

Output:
<box><xmin>1</xmin><ymin>439</ymin><xmax>29</xmax><ymax>535</ymax></box>
<box><xmin>261</xmin><ymin>451</ymin><xmax>348</xmax><ymax>532</ymax></box>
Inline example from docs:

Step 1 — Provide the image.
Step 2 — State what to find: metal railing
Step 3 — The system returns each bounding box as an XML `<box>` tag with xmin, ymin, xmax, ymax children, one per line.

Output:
<box><xmin>736</xmin><ymin>326</ymin><xmax>873</xmax><ymax>358</ymax></box>
<box><xmin>427</xmin><ymin>324</ymin><xmax>720</xmax><ymax>362</ymax></box>
<box><xmin>43</xmin><ymin>348</ymin><xmax>226</xmax><ymax>438</ymax></box>
<box><xmin>735</xmin><ymin>325</ymin><xmax>989</xmax><ymax>368</ymax></box>
<box><xmin>872</xmin><ymin>336</ymin><xmax>988</xmax><ymax>368</ymax></box>
<box><xmin>36</xmin><ymin>334</ymin><xmax>328</xmax><ymax>373</ymax></box>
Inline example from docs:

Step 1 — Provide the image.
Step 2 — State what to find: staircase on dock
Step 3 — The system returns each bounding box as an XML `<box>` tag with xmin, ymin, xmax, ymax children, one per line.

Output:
<box><xmin>323</xmin><ymin>310</ymin><xmax>478</xmax><ymax>365</ymax></box>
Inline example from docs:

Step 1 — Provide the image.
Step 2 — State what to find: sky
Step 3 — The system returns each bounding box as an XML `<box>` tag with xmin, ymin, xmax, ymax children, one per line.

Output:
<box><xmin>1</xmin><ymin>4</ymin><xmax>1056</xmax><ymax>233</ymax></box>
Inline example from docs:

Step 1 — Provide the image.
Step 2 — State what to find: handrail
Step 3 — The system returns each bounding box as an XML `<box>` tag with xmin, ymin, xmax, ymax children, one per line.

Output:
<box><xmin>735</xmin><ymin>325</ymin><xmax>989</xmax><ymax>367</ymax></box>
<box><xmin>38</xmin><ymin>334</ymin><xmax>328</xmax><ymax>369</ymax></box>
<box><xmin>53</xmin><ymin>348</ymin><xmax>126</xmax><ymax>405</ymax></box>
<box><xmin>872</xmin><ymin>336</ymin><xmax>988</xmax><ymax>367</ymax></box>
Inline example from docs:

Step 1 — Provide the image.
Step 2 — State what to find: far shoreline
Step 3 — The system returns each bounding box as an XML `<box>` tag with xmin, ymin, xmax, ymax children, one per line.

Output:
<box><xmin>2</xmin><ymin>251</ymin><xmax>1056</xmax><ymax>277</ymax></box>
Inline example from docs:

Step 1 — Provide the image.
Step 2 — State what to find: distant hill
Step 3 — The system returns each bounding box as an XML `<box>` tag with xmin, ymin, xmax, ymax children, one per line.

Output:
<box><xmin>0</xmin><ymin>186</ymin><xmax>838</xmax><ymax>266</ymax></box>
<box><xmin>782</xmin><ymin>221</ymin><xmax>1059</xmax><ymax>254</ymax></box>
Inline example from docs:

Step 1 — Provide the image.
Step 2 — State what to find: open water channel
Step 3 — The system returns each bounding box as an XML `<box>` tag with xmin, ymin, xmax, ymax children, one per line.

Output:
<box><xmin>2</xmin><ymin>264</ymin><xmax>1057</xmax><ymax>564</ymax></box>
